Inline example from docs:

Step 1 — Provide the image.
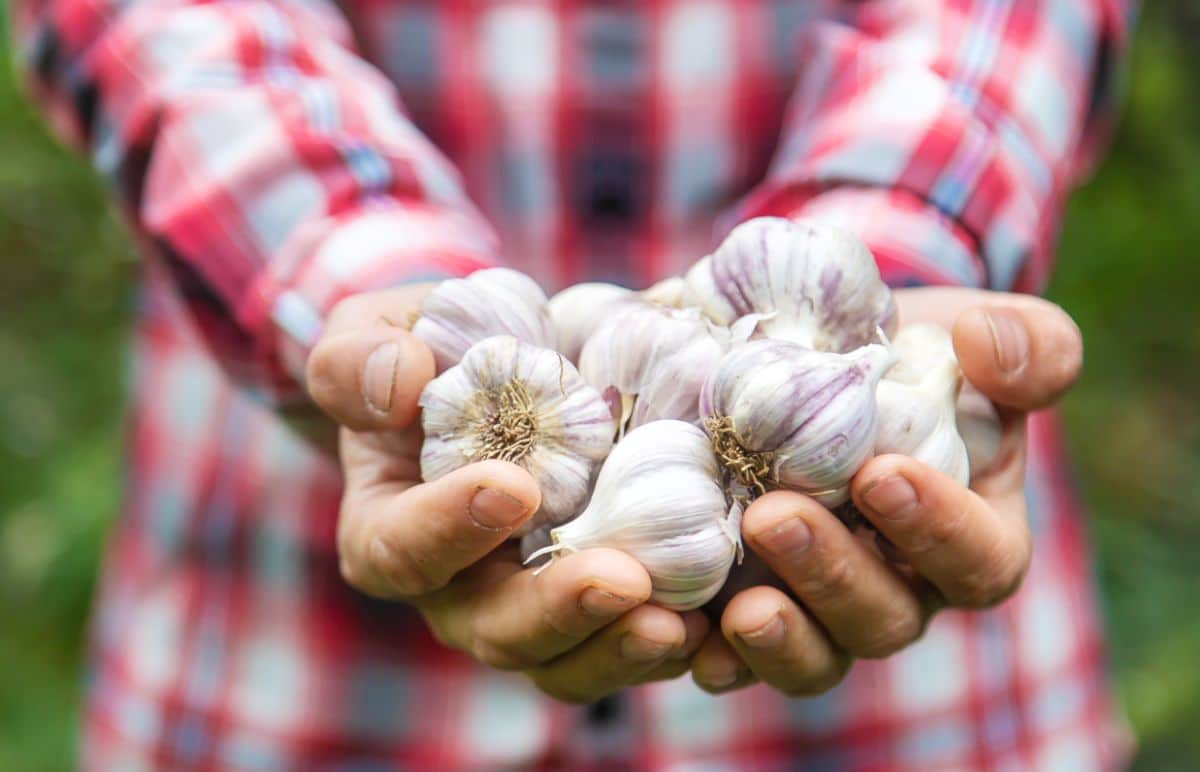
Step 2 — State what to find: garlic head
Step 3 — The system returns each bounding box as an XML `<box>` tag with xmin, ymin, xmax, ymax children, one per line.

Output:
<box><xmin>547</xmin><ymin>282</ymin><xmax>635</xmax><ymax>363</ymax></box>
<box><xmin>700</xmin><ymin>339</ymin><xmax>894</xmax><ymax>506</ymax></box>
<box><xmin>683</xmin><ymin>218</ymin><xmax>897</xmax><ymax>352</ymax></box>
<box><xmin>413</xmin><ymin>268</ymin><xmax>556</xmax><ymax>372</ymax></box>
<box><xmin>419</xmin><ymin>335</ymin><xmax>614</xmax><ymax>530</ymax></box>
<box><xmin>528</xmin><ymin>420</ymin><xmax>740</xmax><ymax>611</ymax></box>
<box><xmin>578</xmin><ymin>301</ymin><xmax>730</xmax><ymax>433</ymax></box>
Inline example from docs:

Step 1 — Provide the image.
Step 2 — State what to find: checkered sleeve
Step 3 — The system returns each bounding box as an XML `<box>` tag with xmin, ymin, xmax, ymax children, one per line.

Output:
<box><xmin>733</xmin><ymin>0</ymin><xmax>1136</xmax><ymax>292</ymax></box>
<box><xmin>11</xmin><ymin>0</ymin><xmax>499</xmax><ymax>403</ymax></box>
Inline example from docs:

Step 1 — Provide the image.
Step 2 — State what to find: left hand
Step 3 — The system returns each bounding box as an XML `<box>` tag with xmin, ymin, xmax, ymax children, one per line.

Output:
<box><xmin>689</xmin><ymin>287</ymin><xmax>1084</xmax><ymax>695</ymax></box>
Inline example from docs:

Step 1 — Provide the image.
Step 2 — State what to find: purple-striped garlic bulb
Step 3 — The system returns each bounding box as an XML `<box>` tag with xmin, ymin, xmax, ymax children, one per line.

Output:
<box><xmin>413</xmin><ymin>268</ymin><xmax>556</xmax><ymax>373</ymax></box>
<box><xmin>578</xmin><ymin>301</ymin><xmax>745</xmax><ymax>434</ymax></box>
<box><xmin>419</xmin><ymin>336</ymin><xmax>614</xmax><ymax>532</ymax></box>
<box><xmin>700</xmin><ymin>339</ymin><xmax>894</xmax><ymax>507</ymax></box>
<box><xmin>684</xmin><ymin>218</ymin><xmax>897</xmax><ymax>353</ymax></box>
<box><xmin>527</xmin><ymin>420</ymin><xmax>741</xmax><ymax>611</ymax></box>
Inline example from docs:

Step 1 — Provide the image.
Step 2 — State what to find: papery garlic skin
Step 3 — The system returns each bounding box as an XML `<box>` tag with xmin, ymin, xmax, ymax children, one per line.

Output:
<box><xmin>700</xmin><ymin>339</ymin><xmax>894</xmax><ymax>507</ymax></box>
<box><xmin>579</xmin><ymin>302</ymin><xmax>729</xmax><ymax>431</ymax></box>
<box><xmin>956</xmin><ymin>383</ymin><xmax>1003</xmax><ymax>479</ymax></box>
<box><xmin>874</xmin><ymin>324</ymin><xmax>969</xmax><ymax>486</ymax></box>
<box><xmin>529</xmin><ymin>420</ymin><xmax>740</xmax><ymax>611</ymax></box>
<box><xmin>413</xmin><ymin>268</ymin><xmax>556</xmax><ymax>373</ymax></box>
<box><xmin>420</xmin><ymin>336</ymin><xmax>614</xmax><ymax>530</ymax></box>
<box><xmin>548</xmin><ymin>282</ymin><xmax>634</xmax><ymax>363</ymax></box>
<box><xmin>684</xmin><ymin>218</ymin><xmax>897</xmax><ymax>352</ymax></box>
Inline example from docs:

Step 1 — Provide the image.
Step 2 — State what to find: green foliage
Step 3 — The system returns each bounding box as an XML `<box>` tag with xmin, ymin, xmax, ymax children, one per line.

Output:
<box><xmin>0</xmin><ymin>4</ymin><xmax>1197</xmax><ymax>769</ymax></box>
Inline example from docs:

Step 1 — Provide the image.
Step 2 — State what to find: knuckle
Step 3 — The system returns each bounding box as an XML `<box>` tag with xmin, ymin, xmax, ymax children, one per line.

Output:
<box><xmin>906</xmin><ymin>504</ymin><xmax>970</xmax><ymax>558</ymax></box>
<box><xmin>368</xmin><ymin>537</ymin><xmax>445</xmax><ymax>599</ymax></box>
<box><xmin>795</xmin><ymin>551</ymin><xmax>858</xmax><ymax>606</ymax></box>
<box><xmin>529</xmin><ymin>675</ymin><xmax>599</xmax><ymax>706</ymax></box>
<box><xmin>949</xmin><ymin>548</ymin><xmax>1028</xmax><ymax>608</ymax></box>
<box><xmin>851</xmin><ymin>612</ymin><xmax>924</xmax><ymax>659</ymax></box>
<box><xmin>327</xmin><ymin>293</ymin><xmax>375</xmax><ymax>330</ymax></box>
<box><xmin>470</xmin><ymin>638</ymin><xmax>539</xmax><ymax>672</ymax></box>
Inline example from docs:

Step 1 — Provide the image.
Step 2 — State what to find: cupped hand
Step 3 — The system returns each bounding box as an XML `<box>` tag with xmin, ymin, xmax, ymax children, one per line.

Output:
<box><xmin>691</xmin><ymin>287</ymin><xmax>1083</xmax><ymax>695</ymax></box>
<box><xmin>307</xmin><ymin>288</ymin><xmax>708</xmax><ymax>703</ymax></box>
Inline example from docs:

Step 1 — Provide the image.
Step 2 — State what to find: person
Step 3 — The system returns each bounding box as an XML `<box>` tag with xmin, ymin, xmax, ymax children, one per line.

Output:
<box><xmin>14</xmin><ymin>0</ymin><xmax>1135</xmax><ymax>767</ymax></box>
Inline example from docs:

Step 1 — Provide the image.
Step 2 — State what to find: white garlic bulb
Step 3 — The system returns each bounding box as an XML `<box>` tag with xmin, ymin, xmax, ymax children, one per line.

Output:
<box><xmin>548</xmin><ymin>282</ymin><xmax>635</xmax><ymax>363</ymax></box>
<box><xmin>956</xmin><ymin>383</ymin><xmax>1003</xmax><ymax>479</ymax></box>
<box><xmin>578</xmin><ymin>302</ymin><xmax>732</xmax><ymax>432</ymax></box>
<box><xmin>527</xmin><ymin>420</ymin><xmax>741</xmax><ymax>611</ymax></box>
<box><xmin>420</xmin><ymin>336</ymin><xmax>614</xmax><ymax>531</ymax></box>
<box><xmin>413</xmin><ymin>268</ymin><xmax>556</xmax><ymax>372</ymax></box>
<box><xmin>683</xmin><ymin>218</ymin><xmax>897</xmax><ymax>352</ymax></box>
<box><xmin>874</xmin><ymin>324</ymin><xmax>969</xmax><ymax>485</ymax></box>
<box><xmin>700</xmin><ymin>339</ymin><xmax>894</xmax><ymax>507</ymax></box>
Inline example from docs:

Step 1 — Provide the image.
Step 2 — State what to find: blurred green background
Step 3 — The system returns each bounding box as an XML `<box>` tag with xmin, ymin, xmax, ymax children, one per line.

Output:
<box><xmin>1</xmin><ymin>3</ymin><xmax>1198</xmax><ymax>770</ymax></box>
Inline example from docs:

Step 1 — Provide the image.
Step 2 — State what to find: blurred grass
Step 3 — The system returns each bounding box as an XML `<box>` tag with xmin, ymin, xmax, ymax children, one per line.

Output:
<box><xmin>1</xmin><ymin>4</ymin><xmax>1198</xmax><ymax>770</ymax></box>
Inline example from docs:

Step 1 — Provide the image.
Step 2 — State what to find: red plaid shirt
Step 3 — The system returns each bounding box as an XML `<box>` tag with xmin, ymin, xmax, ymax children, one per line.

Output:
<box><xmin>14</xmin><ymin>0</ymin><xmax>1136</xmax><ymax>768</ymax></box>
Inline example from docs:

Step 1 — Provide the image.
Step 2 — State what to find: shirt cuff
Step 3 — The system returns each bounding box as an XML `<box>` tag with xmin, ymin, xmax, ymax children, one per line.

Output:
<box><xmin>242</xmin><ymin>201</ymin><xmax>499</xmax><ymax>403</ymax></box>
<box><xmin>732</xmin><ymin>185</ymin><xmax>987</xmax><ymax>290</ymax></box>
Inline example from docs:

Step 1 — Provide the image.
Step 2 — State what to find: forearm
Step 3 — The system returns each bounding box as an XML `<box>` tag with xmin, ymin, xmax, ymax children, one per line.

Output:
<box><xmin>730</xmin><ymin>0</ymin><xmax>1136</xmax><ymax>293</ymax></box>
<box><xmin>11</xmin><ymin>0</ymin><xmax>497</xmax><ymax>405</ymax></box>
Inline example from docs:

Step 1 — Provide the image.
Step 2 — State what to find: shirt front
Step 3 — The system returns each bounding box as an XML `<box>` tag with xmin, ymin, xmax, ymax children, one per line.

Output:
<box><xmin>13</xmin><ymin>0</ymin><xmax>1135</xmax><ymax>768</ymax></box>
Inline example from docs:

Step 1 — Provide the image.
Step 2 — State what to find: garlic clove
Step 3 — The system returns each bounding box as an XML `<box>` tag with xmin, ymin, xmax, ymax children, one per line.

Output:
<box><xmin>548</xmin><ymin>282</ymin><xmax>635</xmax><ymax>363</ymax></box>
<box><xmin>956</xmin><ymin>382</ymin><xmax>1003</xmax><ymax>479</ymax></box>
<box><xmin>578</xmin><ymin>301</ymin><xmax>729</xmax><ymax>433</ymax></box>
<box><xmin>684</xmin><ymin>218</ymin><xmax>897</xmax><ymax>353</ymax></box>
<box><xmin>873</xmin><ymin>323</ymin><xmax>970</xmax><ymax>486</ymax></box>
<box><xmin>700</xmin><ymin>339</ymin><xmax>894</xmax><ymax>507</ymax></box>
<box><xmin>876</xmin><ymin>380</ymin><xmax>970</xmax><ymax>486</ymax></box>
<box><xmin>419</xmin><ymin>335</ymin><xmax>614</xmax><ymax>531</ymax></box>
<box><xmin>528</xmin><ymin>420</ymin><xmax>740</xmax><ymax>611</ymax></box>
<box><xmin>413</xmin><ymin>268</ymin><xmax>557</xmax><ymax>373</ymax></box>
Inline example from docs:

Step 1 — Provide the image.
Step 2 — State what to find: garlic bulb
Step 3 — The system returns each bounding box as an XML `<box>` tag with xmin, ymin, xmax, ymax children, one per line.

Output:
<box><xmin>683</xmin><ymin>218</ymin><xmax>897</xmax><ymax>352</ymax></box>
<box><xmin>420</xmin><ymin>336</ymin><xmax>614</xmax><ymax>530</ymax></box>
<box><xmin>956</xmin><ymin>383</ymin><xmax>1003</xmax><ymax>479</ymax></box>
<box><xmin>700</xmin><ymin>339</ymin><xmax>894</xmax><ymax>507</ymax></box>
<box><xmin>874</xmin><ymin>324</ymin><xmax>968</xmax><ymax>485</ymax></box>
<box><xmin>528</xmin><ymin>420</ymin><xmax>741</xmax><ymax>611</ymax></box>
<box><xmin>413</xmin><ymin>268</ymin><xmax>556</xmax><ymax>372</ymax></box>
<box><xmin>578</xmin><ymin>302</ymin><xmax>732</xmax><ymax>432</ymax></box>
<box><xmin>548</xmin><ymin>282</ymin><xmax>635</xmax><ymax>363</ymax></box>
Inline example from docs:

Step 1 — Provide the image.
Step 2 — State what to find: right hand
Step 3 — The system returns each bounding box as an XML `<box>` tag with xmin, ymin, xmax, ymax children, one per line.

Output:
<box><xmin>306</xmin><ymin>287</ymin><xmax>708</xmax><ymax>703</ymax></box>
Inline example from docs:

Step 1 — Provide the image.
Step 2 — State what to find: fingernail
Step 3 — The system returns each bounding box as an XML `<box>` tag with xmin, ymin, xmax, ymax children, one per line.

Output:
<box><xmin>699</xmin><ymin>666</ymin><xmax>741</xmax><ymax>690</ymax></box>
<box><xmin>362</xmin><ymin>342</ymin><xmax>400</xmax><ymax>414</ymax></box>
<box><xmin>861</xmin><ymin>474</ymin><xmax>919</xmax><ymax>520</ymax></box>
<box><xmin>469</xmin><ymin>487</ymin><xmax>531</xmax><ymax>529</ymax></box>
<box><xmin>737</xmin><ymin>613</ymin><xmax>786</xmax><ymax>650</ymax></box>
<box><xmin>983</xmin><ymin>309</ymin><xmax>1029</xmax><ymax>375</ymax></box>
<box><xmin>760</xmin><ymin>517</ymin><xmax>812</xmax><ymax>559</ymax></box>
<box><xmin>579</xmin><ymin>587</ymin><xmax>637</xmax><ymax>618</ymax></box>
<box><xmin>620</xmin><ymin>634</ymin><xmax>675</xmax><ymax>662</ymax></box>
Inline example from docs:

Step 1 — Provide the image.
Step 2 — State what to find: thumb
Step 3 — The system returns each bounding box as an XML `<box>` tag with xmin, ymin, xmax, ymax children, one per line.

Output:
<box><xmin>951</xmin><ymin>300</ymin><xmax>1083</xmax><ymax>412</ymax></box>
<box><xmin>306</xmin><ymin>287</ymin><xmax>436</xmax><ymax>431</ymax></box>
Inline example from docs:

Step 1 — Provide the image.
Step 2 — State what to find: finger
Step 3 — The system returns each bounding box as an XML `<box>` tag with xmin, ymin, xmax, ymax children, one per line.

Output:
<box><xmin>308</xmin><ymin>326</ymin><xmax>435</xmax><ymax>432</ymax></box>
<box><xmin>338</xmin><ymin>460</ymin><xmax>540</xmax><ymax>598</ymax></box>
<box><xmin>852</xmin><ymin>455</ymin><xmax>1033</xmax><ymax>609</ymax></box>
<box><xmin>952</xmin><ymin>301</ymin><xmax>1082</xmax><ymax>411</ymax></box>
<box><xmin>631</xmin><ymin>610</ymin><xmax>712</xmax><ymax>685</ymax></box>
<box><xmin>457</xmin><ymin>548</ymin><xmax>653</xmax><ymax>670</ymax></box>
<box><xmin>721</xmin><ymin>586</ymin><xmax>852</xmax><ymax>697</ymax></box>
<box><xmin>526</xmin><ymin>607</ymin><xmax>696</xmax><ymax>704</ymax></box>
<box><xmin>691</xmin><ymin>632</ymin><xmax>758</xmax><ymax>694</ymax></box>
<box><xmin>742</xmin><ymin>491</ymin><xmax>927</xmax><ymax>658</ymax></box>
